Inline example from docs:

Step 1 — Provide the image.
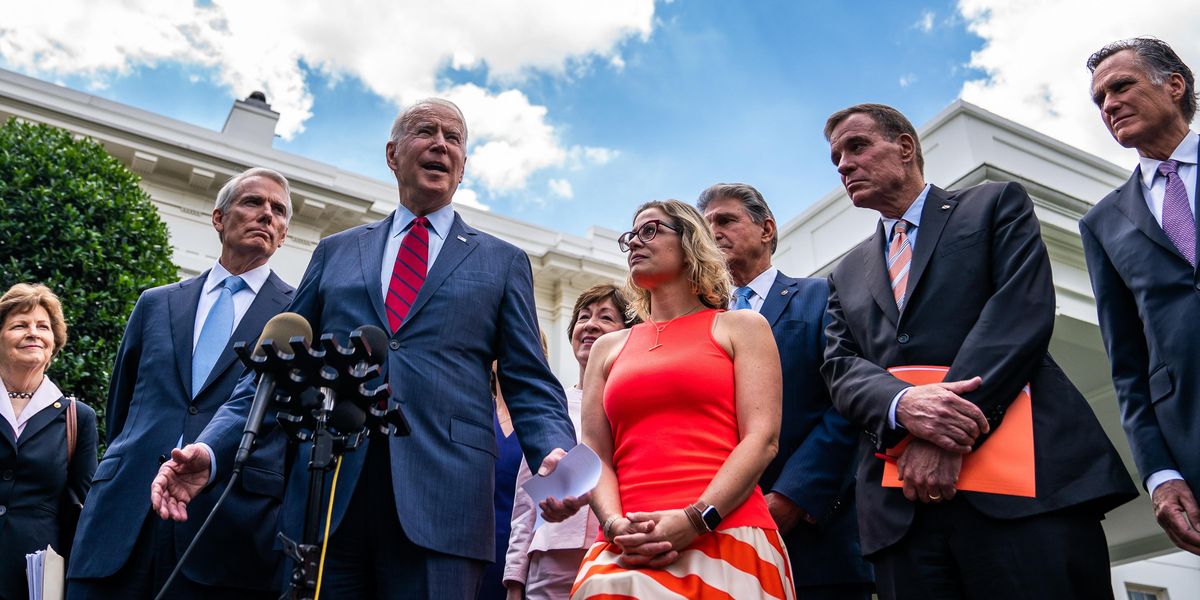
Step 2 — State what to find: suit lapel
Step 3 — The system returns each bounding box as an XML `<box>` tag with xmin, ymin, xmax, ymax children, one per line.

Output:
<box><xmin>759</xmin><ymin>272</ymin><xmax>798</xmax><ymax>327</ymax></box>
<box><xmin>0</xmin><ymin>416</ymin><xmax>14</xmax><ymax>449</ymax></box>
<box><xmin>399</xmin><ymin>213</ymin><xmax>478</xmax><ymax>332</ymax></box>
<box><xmin>903</xmin><ymin>186</ymin><xmax>955</xmax><ymax>314</ymax></box>
<box><xmin>1114</xmin><ymin>166</ymin><xmax>1189</xmax><ymax>263</ymax></box>
<box><xmin>17</xmin><ymin>397</ymin><xmax>66</xmax><ymax>447</ymax></box>
<box><xmin>359</xmin><ymin>215</ymin><xmax>394</xmax><ymax>331</ymax></box>
<box><xmin>168</xmin><ymin>274</ymin><xmax>207</xmax><ymax>397</ymax></box>
<box><xmin>195</xmin><ymin>271</ymin><xmax>291</xmax><ymax>397</ymax></box>
<box><xmin>862</xmin><ymin>222</ymin><xmax>900</xmax><ymax>324</ymax></box>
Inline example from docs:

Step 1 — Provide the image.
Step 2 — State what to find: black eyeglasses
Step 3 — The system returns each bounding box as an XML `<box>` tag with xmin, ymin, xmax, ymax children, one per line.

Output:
<box><xmin>618</xmin><ymin>219</ymin><xmax>679</xmax><ymax>252</ymax></box>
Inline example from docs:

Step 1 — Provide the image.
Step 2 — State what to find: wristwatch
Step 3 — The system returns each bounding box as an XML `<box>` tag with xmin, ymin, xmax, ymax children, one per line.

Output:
<box><xmin>699</xmin><ymin>503</ymin><xmax>722</xmax><ymax>531</ymax></box>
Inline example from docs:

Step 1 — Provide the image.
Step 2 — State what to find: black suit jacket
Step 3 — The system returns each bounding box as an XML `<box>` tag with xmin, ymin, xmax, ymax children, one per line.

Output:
<box><xmin>0</xmin><ymin>393</ymin><xmax>97</xmax><ymax>600</ymax></box>
<box><xmin>757</xmin><ymin>272</ymin><xmax>872</xmax><ymax>587</ymax></box>
<box><xmin>823</xmin><ymin>182</ymin><xmax>1136</xmax><ymax>555</ymax></box>
<box><xmin>68</xmin><ymin>270</ymin><xmax>294</xmax><ymax>590</ymax></box>
<box><xmin>1080</xmin><ymin>156</ymin><xmax>1200</xmax><ymax>493</ymax></box>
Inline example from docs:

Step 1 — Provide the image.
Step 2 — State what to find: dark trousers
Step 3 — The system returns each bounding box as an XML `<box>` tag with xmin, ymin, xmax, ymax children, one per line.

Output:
<box><xmin>316</xmin><ymin>432</ymin><xmax>485</xmax><ymax>599</ymax></box>
<box><xmin>795</xmin><ymin>583</ymin><xmax>874</xmax><ymax>600</ymax></box>
<box><xmin>870</xmin><ymin>499</ymin><xmax>1112</xmax><ymax>600</ymax></box>
<box><xmin>67</xmin><ymin>512</ymin><xmax>274</xmax><ymax>600</ymax></box>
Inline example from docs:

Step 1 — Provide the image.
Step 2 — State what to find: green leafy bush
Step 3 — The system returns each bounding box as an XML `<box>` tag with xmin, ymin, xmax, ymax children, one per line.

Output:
<box><xmin>0</xmin><ymin>117</ymin><xmax>177</xmax><ymax>444</ymax></box>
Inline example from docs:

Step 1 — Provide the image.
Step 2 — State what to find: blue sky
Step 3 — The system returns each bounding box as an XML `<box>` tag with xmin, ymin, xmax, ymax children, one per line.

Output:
<box><xmin>4</xmin><ymin>0</ymin><xmax>1193</xmax><ymax>234</ymax></box>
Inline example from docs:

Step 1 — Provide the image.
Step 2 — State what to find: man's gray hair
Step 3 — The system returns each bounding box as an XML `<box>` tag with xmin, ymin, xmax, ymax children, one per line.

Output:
<box><xmin>1087</xmin><ymin>37</ymin><xmax>1197</xmax><ymax>122</ymax></box>
<box><xmin>696</xmin><ymin>183</ymin><xmax>778</xmax><ymax>253</ymax></box>
<box><xmin>389</xmin><ymin>98</ymin><xmax>468</xmax><ymax>144</ymax></box>
<box><xmin>214</xmin><ymin>167</ymin><xmax>293</xmax><ymax>222</ymax></box>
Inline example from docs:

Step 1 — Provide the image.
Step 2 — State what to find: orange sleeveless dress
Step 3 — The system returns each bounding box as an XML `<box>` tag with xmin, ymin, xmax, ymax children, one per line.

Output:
<box><xmin>571</xmin><ymin>309</ymin><xmax>794</xmax><ymax>599</ymax></box>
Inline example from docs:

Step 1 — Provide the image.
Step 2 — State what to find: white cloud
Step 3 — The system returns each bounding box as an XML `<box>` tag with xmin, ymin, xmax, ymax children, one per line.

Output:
<box><xmin>899</xmin><ymin>74</ymin><xmax>917</xmax><ymax>88</ymax></box>
<box><xmin>0</xmin><ymin>0</ymin><xmax>652</xmax><ymax>195</ymax></box>
<box><xmin>916</xmin><ymin>10</ymin><xmax>936</xmax><ymax>33</ymax></box>
<box><xmin>548</xmin><ymin>178</ymin><xmax>574</xmax><ymax>199</ymax></box>
<box><xmin>452</xmin><ymin>187</ymin><xmax>489</xmax><ymax>211</ymax></box>
<box><xmin>957</xmin><ymin>0</ymin><xmax>1200</xmax><ymax>168</ymax></box>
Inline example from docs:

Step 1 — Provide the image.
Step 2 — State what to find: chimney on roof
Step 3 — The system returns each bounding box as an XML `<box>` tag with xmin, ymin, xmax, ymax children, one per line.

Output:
<box><xmin>221</xmin><ymin>91</ymin><xmax>279</xmax><ymax>147</ymax></box>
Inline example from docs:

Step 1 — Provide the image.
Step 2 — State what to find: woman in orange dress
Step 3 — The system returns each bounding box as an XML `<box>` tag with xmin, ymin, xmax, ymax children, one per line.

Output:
<box><xmin>573</xmin><ymin>200</ymin><xmax>792</xmax><ymax>599</ymax></box>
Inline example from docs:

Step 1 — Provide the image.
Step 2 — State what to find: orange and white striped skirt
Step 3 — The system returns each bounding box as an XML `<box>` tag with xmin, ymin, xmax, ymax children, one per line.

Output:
<box><xmin>569</xmin><ymin>526</ymin><xmax>794</xmax><ymax>599</ymax></box>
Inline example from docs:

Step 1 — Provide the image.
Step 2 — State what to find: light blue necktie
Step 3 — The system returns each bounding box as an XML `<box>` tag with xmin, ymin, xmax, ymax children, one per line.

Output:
<box><xmin>733</xmin><ymin>286</ymin><xmax>754</xmax><ymax>311</ymax></box>
<box><xmin>192</xmin><ymin>275</ymin><xmax>246</xmax><ymax>396</ymax></box>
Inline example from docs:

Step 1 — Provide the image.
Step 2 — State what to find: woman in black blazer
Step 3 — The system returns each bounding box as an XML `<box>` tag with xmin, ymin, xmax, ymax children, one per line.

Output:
<box><xmin>0</xmin><ymin>283</ymin><xmax>97</xmax><ymax>600</ymax></box>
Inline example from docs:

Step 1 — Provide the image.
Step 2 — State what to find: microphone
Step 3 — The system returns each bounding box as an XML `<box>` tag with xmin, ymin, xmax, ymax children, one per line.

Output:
<box><xmin>233</xmin><ymin>312</ymin><xmax>313</xmax><ymax>472</ymax></box>
<box><xmin>352</xmin><ymin>324</ymin><xmax>389</xmax><ymax>368</ymax></box>
<box><xmin>326</xmin><ymin>325</ymin><xmax>390</xmax><ymax>433</ymax></box>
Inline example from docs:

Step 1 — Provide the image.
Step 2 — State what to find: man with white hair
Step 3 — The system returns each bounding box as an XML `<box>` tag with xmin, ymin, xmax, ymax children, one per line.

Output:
<box><xmin>69</xmin><ymin>167</ymin><xmax>296</xmax><ymax>599</ymax></box>
<box><xmin>153</xmin><ymin>99</ymin><xmax>582</xmax><ymax>598</ymax></box>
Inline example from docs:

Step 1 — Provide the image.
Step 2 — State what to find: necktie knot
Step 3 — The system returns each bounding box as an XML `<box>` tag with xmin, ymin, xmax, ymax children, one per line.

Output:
<box><xmin>411</xmin><ymin>216</ymin><xmax>431</xmax><ymax>230</ymax></box>
<box><xmin>733</xmin><ymin>286</ymin><xmax>754</xmax><ymax>310</ymax></box>
<box><xmin>893</xmin><ymin>219</ymin><xmax>909</xmax><ymax>238</ymax></box>
<box><xmin>222</xmin><ymin>275</ymin><xmax>247</xmax><ymax>294</ymax></box>
<box><xmin>1158</xmin><ymin>159</ymin><xmax>1181</xmax><ymax>179</ymax></box>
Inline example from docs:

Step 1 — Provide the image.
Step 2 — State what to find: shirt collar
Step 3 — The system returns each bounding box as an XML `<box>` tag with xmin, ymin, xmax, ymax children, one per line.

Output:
<box><xmin>742</xmin><ymin>266</ymin><xmax>779</xmax><ymax>301</ymax></box>
<box><xmin>1139</xmin><ymin>130</ymin><xmax>1199</xmax><ymax>189</ymax></box>
<box><xmin>0</xmin><ymin>376</ymin><xmax>63</xmax><ymax>435</ymax></box>
<box><xmin>389</xmin><ymin>202</ymin><xmax>455</xmax><ymax>241</ymax></box>
<box><xmin>882</xmin><ymin>184</ymin><xmax>931</xmax><ymax>240</ymax></box>
<box><xmin>205</xmin><ymin>261</ymin><xmax>271</xmax><ymax>295</ymax></box>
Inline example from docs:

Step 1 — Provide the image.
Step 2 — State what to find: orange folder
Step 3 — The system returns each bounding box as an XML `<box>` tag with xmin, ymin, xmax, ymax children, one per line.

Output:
<box><xmin>880</xmin><ymin>366</ymin><xmax>1036</xmax><ymax>498</ymax></box>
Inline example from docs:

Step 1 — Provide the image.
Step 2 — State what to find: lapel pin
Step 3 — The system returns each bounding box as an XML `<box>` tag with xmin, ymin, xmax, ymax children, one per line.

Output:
<box><xmin>53</xmin><ymin>401</ymin><xmax>62</xmax><ymax>409</ymax></box>
<box><xmin>457</xmin><ymin>235</ymin><xmax>467</xmax><ymax>243</ymax></box>
<box><xmin>940</xmin><ymin>204</ymin><xmax>950</xmax><ymax>210</ymax></box>
<box><xmin>780</xmin><ymin>290</ymin><xmax>789</xmax><ymax>296</ymax></box>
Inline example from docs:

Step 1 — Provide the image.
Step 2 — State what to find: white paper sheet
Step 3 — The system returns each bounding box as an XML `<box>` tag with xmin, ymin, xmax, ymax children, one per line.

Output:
<box><xmin>520</xmin><ymin>443</ymin><xmax>601</xmax><ymax>529</ymax></box>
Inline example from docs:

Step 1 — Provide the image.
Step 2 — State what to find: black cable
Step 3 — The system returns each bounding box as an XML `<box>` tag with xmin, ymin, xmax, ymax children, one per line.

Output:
<box><xmin>152</xmin><ymin>469</ymin><xmax>241</xmax><ymax>600</ymax></box>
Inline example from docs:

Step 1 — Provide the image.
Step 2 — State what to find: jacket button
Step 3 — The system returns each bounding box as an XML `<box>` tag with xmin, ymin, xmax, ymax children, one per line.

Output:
<box><xmin>1</xmin><ymin>470</ymin><xmax>12</xmax><ymax>480</ymax></box>
<box><xmin>897</xmin><ymin>333</ymin><xmax>910</xmax><ymax>344</ymax></box>
<box><xmin>188</xmin><ymin>405</ymin><xmax>199</xmax><ymax>415</ymax></box>
<box><xmin>389</xmin><ymin>340</ymin><xmax>400</xmax><ymax>351</ymax></box>
<box><xmin>0</xmin><ymin>506</ymin><xmax>6</xmax><ymax>516</ymax></box>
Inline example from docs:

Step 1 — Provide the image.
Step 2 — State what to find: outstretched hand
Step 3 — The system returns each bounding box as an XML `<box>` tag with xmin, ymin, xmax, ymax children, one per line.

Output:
<box><xmin>150</xmin><ymin>444</ymin><xmax>212</xmax><ymax>522</ymax></box>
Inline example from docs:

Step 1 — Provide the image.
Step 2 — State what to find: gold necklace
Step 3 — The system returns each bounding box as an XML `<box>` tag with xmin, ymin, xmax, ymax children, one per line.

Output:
<box><xmin>645</xmin><ymin>303</ymin><xmax>703</xmax><ymax>351</ymax></box>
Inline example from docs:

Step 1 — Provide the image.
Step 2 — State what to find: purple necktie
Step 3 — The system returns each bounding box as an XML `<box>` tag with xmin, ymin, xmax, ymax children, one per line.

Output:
<box><xmin>1158</xmin><ymin>160</ymin><xmax>1197</xmax><ymax>267</ymax></box>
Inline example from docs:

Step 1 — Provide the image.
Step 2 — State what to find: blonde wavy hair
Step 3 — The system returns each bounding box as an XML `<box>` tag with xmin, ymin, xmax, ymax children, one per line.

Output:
<box><xmin>624</xmin><ymin>200</ymin><xmax>732</xmax><ymax>320</ymax></box>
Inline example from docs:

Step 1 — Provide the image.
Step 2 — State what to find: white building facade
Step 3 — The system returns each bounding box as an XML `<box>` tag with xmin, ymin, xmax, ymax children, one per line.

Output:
<box><xmin>2</xmin><ymin>68</ymin><xmax>1194</xmax><ymax>598</ymax></box>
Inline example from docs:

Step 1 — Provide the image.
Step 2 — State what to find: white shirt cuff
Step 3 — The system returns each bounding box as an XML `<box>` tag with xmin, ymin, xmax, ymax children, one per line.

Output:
<box><xmin>196</xmin><ymin>442</ymin><xmax>218</xmax><ymax>487</ymax></box>
<box><xmin>888</xmin><ymin>387</ymin><xmax>910</xmax><ymax>429</ymax></box>
<box><xmin>1146</xmin><ymin>470</ymin><xmax>1184</xmax><ymax>496</ymax></box>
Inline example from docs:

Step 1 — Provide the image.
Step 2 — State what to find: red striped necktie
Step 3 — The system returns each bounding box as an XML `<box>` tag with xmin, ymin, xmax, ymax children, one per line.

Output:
<box><xmin>386</xmin><ymin>216</ymin><xmax>430</xmax><ymax>333</ymax></box>
<box><xmin>888</xmin><ymin>220</ymin><xmax>912</xmax><ymax>309</ymax></box>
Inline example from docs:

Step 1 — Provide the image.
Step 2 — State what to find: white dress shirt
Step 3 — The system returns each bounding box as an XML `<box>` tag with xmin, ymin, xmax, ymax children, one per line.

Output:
<box><xmin>727</xmin><ymin>266</ymin><xmax>779</xmax><ymax>313</ymax></box>
<box><xmin>0</xmin><ymin>376</ymin><xmax>63</xmax><ymax>439</ymax></box>
<box><xmin>1138</xmin><ymin>130</ymin><xmax>1198</xmax><ymax>226</ymax></box>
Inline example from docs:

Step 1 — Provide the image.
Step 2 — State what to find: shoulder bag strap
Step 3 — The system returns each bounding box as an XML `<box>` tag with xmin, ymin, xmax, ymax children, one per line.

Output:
<box><xmin>66</xmin><ymin>397</ymin><xmax>77</xmax><ymax>464</ymax></box>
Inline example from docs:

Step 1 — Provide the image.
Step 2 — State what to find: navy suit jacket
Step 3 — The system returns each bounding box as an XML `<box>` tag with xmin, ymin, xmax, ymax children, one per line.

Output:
<box><xmin>756</xmin><ymin>272</ymin><xmax>872</xmax><ymax>587</ymax></box>
<box><xmin>199</xmin><ymin>211</ymin><xmax>576</xmax><ymax>562</ymax></box>
<box><xmin>0</xmin><ymin>395</ymin><xmax>97</xmax><ymax>600</ymax></box>
<box><xmin>1080</xmin><ymin>159</ymin><xmax>1200</xmax><ymax>494</ymax></box>
<box><xmin>68</xmin><ymin>270</ymin><xmax>294</xmax><ymax>590</ymax></box>
<box><xmin>824</xmin><ymin>183</ymin><xmax>1136</xmax><ymax>555</ymax></box>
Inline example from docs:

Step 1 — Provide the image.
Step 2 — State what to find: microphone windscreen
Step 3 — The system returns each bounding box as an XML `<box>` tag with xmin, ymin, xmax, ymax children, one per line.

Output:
<box><xmin>329</xmin><ymin>400</ymin><xmax>367</xmax><ymax>433</ymax></box>
<box><xmin>353</xmin><ymin>325</ymin><xmax>389</xmax><ymax>363</ymax></box>
<box><xmin>253</xmin><ymin>312</ymin><xmax>313</xmax><ymax>357</ymax></box>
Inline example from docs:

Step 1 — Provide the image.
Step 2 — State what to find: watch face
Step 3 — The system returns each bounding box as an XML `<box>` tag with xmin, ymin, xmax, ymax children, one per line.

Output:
<box><xmin>701</xmin><ymin>505</ymin><xmax>722</xmax><ymax>530</ymax></box>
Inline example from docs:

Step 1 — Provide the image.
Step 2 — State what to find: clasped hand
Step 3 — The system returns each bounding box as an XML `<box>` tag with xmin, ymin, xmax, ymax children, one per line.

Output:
<box><xmin>896</xmin><ymin>376</ymin><xmax>988</xmax><ymax>453</ymax></box>
<box><xmin>610</xmin><ymin>509</ymin><xmax>698</xmax><ymax>568</ymax></box>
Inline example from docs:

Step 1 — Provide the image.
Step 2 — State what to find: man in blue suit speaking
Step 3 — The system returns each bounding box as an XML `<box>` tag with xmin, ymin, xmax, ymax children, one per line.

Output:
<box><xmin>151</xmin><ymin>99</ymin><xmax>581</xmax><ymax>598</ymax></box>
<box><xmin>68</xmin><ymin>167</ymin><xmax>296</xmax><ymax>599</ymax></box>
<box><xmin>700</xmin><ymin>183</ymin><xmax>874</xmax><ymax>599</ymax></box>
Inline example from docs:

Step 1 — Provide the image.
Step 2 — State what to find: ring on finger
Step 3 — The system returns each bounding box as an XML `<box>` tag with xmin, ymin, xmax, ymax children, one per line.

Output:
<box><xmin>928</xmin><ymin>493</ymin><xmax>941</xmax><ymax>500</ymax></box>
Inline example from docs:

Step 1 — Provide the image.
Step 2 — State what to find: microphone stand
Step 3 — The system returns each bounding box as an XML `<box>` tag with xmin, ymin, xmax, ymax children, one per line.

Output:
<box><xmin>267</xmin><ymin>331</ymin><xmax>410</xmax><ymax>600</ymax></box>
